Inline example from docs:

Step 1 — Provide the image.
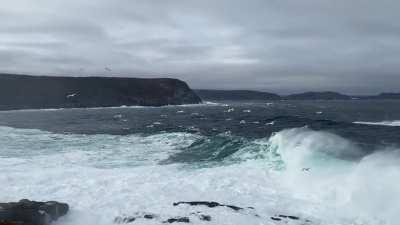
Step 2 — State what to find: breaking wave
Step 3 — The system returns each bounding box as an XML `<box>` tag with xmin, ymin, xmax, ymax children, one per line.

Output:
<box><xmin>1</xmin><ymin>126</ymin><xmax>400</xmax><ymax>224</ymax></box>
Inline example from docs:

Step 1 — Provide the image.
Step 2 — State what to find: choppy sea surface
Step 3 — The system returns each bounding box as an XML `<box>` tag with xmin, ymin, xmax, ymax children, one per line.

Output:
<box><xmin>1</xmin><ymin>100</ymin><xmax>400</xmax><ymax>225</ymax></box>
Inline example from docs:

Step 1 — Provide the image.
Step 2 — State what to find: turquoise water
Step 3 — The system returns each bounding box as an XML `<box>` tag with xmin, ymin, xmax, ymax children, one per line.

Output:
<box><xmin>1</xmin><ymin>102</ymin><xmax>400</xmax><ymax>225</ymax></box>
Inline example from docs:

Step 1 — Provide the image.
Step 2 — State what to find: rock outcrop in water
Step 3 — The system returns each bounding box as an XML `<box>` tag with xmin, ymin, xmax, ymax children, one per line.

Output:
<box><xmin>114</xmin><ymin>213</ymin><xmax>195</xmax><ymax>224</ymax></box>
<box><xmin>0</xmin><ymin>199</ymin><xmax>69</xmax><ymax>225</ymax></box>
<box><xmin>114</xmin><ymin>201</ymin><xmax>310</xmax><ymax>224</ymax></box>
<box><xmin>0</xmin><ymin>74</ymin><xmax>202</xmax><ymax>110</ymax></box>
<box><xmin>172</xmin><ymin>201</ymin><xmax>251</xmax><ymax>211</ymax></box>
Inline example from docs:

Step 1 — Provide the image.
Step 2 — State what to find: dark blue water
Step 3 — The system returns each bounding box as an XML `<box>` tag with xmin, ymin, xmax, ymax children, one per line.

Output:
<box><xmin>0</xmin><ymin>100</ymin><xmax>399</xmax><ymax>159</ymax></box>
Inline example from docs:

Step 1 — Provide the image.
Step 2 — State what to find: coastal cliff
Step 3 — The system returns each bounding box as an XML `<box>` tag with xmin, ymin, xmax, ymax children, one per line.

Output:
<box><xmin>0</xmin><ymin>74</ymin><xmax>202</xmax><ymax>110</ymax></box>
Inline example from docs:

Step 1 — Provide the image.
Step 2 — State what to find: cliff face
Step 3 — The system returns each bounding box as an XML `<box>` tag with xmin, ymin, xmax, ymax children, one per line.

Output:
<box><xmin>0</xmin><ymin>74</ymin><xmax>202</xmax><ymax>110</ymax></box>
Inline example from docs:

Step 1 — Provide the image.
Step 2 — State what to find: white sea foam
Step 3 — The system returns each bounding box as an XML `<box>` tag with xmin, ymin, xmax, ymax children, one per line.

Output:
<box><xmin>354</xmin><ymin>120</ymin><xmax>400</xmax><ymax>126</ymax></box>
<box><xmin>0</xmin><ymin>126</ymin><xmax>199</xmax><ymax>167</ymax></box>
<box><xmin>204</xmin><ymin>101</ymin><xmax>219</xmax><ymax>105</ymax></box>
<box><xmin>1</xmin><ymin>126</ymin><xmax>399</xmax><ymax>225</ymax></box>
<box><xmin>0</xmin><ymin>102</ymin><xmax>219</xmax><ymax>113</ymax></box>
<box><xmin>263</xmin><ymin>127</ymin><xmax>400</xmax><ymax>225</ymax></box>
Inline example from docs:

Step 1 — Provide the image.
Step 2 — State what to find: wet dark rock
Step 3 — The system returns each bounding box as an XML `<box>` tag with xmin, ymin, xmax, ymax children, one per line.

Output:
<box><xmin>173</xmin><ymin>201</ymin><xmax>249</xmax><ymax>211</ymax></box>
<box><xmin>163</xmin><ymin>217</ymin><xmax>190</xmax><ymax>223</ymax></box>
<box><xmin>114</xmin><ymin>216</ymin><xmax>136</xmax><ymax>223</ymax></box>
<box><xmin>198</xmin><ymin>214</ymin><xmax>211</xmax><ymax>221</ymax></box>
<box><xmin>0</xmin><ymin>222</ymin><xmax>24</xmax><ymax>225</ymax></box>
<box><xmin>189</xmin><ymin>212</ymin><xmax>212</xmax><ymax>222</ymax></box>
<box><xmin>113</xmin><ymin>202</ymin><xmax>306</xmax><ymax>224</ymax></box>
<box><xmin>143</xmin><ymin>214</ymin><xmax>156</xmax><ymax>219</ymax></box>
<box><xmin>270</xmin><ymin>217</ymin><xmax>282</xmax><ymax>221</ymax></box>
<box><xmin>114</xmin><ymin>213</ymin><xmax>157</xmax><ymax>224</ymax></box>
<box><xmin>288</xmin><ymin>215</ymin><xmax>300</xmax><ymax>220</ymax></box>
<box><xmin>114</xmin><ymin>213</ymin><xmax>161</xmax><ymax>224</ymax></box>
<box><xmin>115</xmin><ymin>212</ymin><xmax>209</xmax><ymax>224</ymax></box>
<box><xmin>278</xmin><ymin>214</ymin><xmax>300</xmax><ymax>220</ymax></box>
<box><xmin>0</xmin><ymin>199</ymin><xmax>69</xmax><ymax>225</ymax></box>
<box><xmin>272</xmin><ymin>214</ymin><xmax>309</xmax><ymax>223</ymax></box>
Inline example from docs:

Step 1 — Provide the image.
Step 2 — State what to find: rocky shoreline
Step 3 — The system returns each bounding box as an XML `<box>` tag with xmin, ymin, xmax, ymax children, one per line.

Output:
<box><xmin>1</xmin><ymin>200</ymin><xmax>309</xmax><ymax>224</ymax></box>
<box><xmin>116</xmin><ymin>201</ymin><xmax>307</xmax><ymax>224</ymax></box>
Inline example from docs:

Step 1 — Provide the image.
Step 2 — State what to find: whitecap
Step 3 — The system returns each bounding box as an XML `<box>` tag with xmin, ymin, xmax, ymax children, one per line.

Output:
<box><xmin>354</xmin><ymin>120</ymin><xmax>400</xmax><ymax>127</ymax></box>
<box><xmin>66</xmin><ymin>93</ymin><xmax>78</xmax><ymax>98</ymax></box>
<box><xmin>113</xmin><ymin>114</ymin><xmax>123</xmax><ymax>119</ymax></box>
<box><xmin>225</xmin><ymin>108</ymin><xmax>235</xmax><ymax>113</ymax></box>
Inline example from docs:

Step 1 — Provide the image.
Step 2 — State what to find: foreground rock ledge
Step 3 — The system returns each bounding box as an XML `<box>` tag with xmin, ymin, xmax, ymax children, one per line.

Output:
<box><xmin>0</xmin><ymin>199</ymin><xmax>69</xmax><ymax>225</ymax></box>
<box><xmin>114</xmin><ymin>201</ymin><xmax>307</xmax><ymax>224</ymax></box>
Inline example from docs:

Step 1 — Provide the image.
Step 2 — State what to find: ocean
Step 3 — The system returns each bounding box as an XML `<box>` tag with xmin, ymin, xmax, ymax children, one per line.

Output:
<box><xmin>1</xmin><ymin>100</ymin><xmax>400</xmax><ymax>225</ymax></box>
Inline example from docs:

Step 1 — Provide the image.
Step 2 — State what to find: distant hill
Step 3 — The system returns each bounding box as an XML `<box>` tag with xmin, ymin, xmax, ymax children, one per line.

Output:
<box><xmin>195</xmin><ymin>89</ymin><xmax>400</xmax><ymax>101</ymax></box>
<box><xmin>195</xmin><ymin>89</ymin><xmax>280</xmax><ymax>101</ymax></box>
<box><xmin>284</xmin><ymin>92</ymin><xmax>351</xmax><ymax>100</ymax></box>
<box><xmin>360</xmin><ymin>93</ymin><xmax>400</xmax><ymax>99</ymax></box>
<box><xmin>0</xmin><ymin>74</ymin><xmax>201</xmax><ymax>110</ymax></box>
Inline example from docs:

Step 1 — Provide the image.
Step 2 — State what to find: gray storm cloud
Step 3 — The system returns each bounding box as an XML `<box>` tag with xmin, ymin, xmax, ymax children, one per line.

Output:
<box><xmin>0</xmin><ymin>0</ymin><xmax>399</xmax><ymax>94</ymax></box>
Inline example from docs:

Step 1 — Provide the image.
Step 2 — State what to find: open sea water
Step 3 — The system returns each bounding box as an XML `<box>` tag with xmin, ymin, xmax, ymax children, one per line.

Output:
<box><xmin>1</xmin><ymin>100</ymin><xmax>400</xmax><ymax>225</ymax></box>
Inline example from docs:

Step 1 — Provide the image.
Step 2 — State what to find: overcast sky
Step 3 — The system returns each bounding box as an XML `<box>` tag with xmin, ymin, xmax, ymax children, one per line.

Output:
<box><xmin>1</xmin><ymin>0</ymin><xmax>399</xmax><ymax>94</ymax></box>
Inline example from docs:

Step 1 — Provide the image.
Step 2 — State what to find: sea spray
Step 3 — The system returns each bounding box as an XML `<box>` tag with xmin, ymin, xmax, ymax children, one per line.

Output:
<box><xmin>1</xmin><ymin>124</ymin><xmax>400</xmax><ymax>224</ymax></box>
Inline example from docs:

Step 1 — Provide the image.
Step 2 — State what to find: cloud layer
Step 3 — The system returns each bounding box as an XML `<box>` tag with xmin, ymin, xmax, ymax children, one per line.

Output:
<box><xmin>1</xmin><ymin>0</ymin><xmax>399</xmax><ymax>94</ymax></box>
